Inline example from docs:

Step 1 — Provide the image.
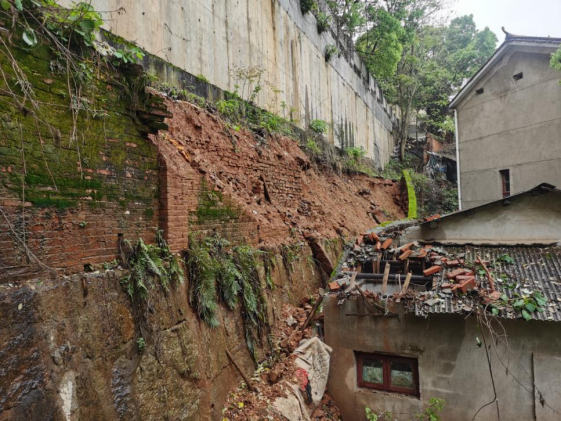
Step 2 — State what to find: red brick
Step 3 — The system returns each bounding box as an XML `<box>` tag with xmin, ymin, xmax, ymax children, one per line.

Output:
<box><xmin>423</xmin><ymin>266</ymin><xmax>442</xmax><ymax>276</ymax></box>
<box><xmin>399</xmin><ymin>250</ymin><xmax>413</xmax><ymax>261</ymax></box>
<box><xmin>328</xmin><ymin>281</ymin><xmax>341</xmax><ymax>291</ymax></box>
<box><xmin>399</xmin><ymin>242</ymin><xmax>415</xmax><ymax>252</ymax></box>
<box><xmin>456</xmin><ymin>275</ymin><xmax>475</xmax><ymax>283</ymax></box>
<box><xmin>369</xmin><ymin>232</ymin><xmax>380</xmax><ymax>243</ymax></box>
<box><xmin>452</xmin><ymin>278</ymin><xmax>476</xmax><ymax>294</ymax></box>
<box><xmin>381</xmin><ymin>238</ymin><xmax>393</xmax><ymax>250</ymax></box>
<box><xmin>446</xmin><ymin>268</ymin><xmax>466</xmax><ymax>279</ymax></box>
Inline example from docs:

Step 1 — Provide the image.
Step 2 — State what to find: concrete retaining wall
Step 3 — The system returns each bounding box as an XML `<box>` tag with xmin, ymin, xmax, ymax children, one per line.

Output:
<box><xmin>59</xmin><ymin>0</ymin><xmax>397</xmax><ymax>167</ymax></box>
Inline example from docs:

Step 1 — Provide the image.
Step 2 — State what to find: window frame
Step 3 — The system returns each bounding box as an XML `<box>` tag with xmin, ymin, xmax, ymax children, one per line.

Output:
<box><xmin>500</xmin><ymin>169</ymin><xmax>511</xmax><ymax>198</ymax></box>
<box><xmin>356</xmin><ymin>352</ymin><xmax>419</xmax><ymax>397</ymax></box>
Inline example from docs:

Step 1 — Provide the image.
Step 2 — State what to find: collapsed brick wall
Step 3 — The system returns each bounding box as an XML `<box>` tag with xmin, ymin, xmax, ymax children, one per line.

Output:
<box><xmin>152</xmin><ymin>96</ymin><xmax>406</xmax><ymax>252</ymax></box>
<box><xmin>0</xmin><ymin>44</ymin><xmax>161</xmax><ymax>282</ymax></box>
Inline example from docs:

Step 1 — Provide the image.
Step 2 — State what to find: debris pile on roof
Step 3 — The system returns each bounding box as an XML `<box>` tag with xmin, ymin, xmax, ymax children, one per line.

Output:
<box><xmin>330</xmin><ymin>229</ymin><xmax>561</xmax><ymax>322</ymax></box>
<box><xmin>223</xmin><ymin>297</ymin><xmax>342</xmax><ymax>420</ymax></box>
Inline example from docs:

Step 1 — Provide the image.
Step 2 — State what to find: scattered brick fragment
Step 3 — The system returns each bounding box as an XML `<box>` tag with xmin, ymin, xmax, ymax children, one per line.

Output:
<box><xmin>446</xmin><ymin>268</ymin><xmax>466</xmax><ymax>279</ymax></box>
<box><xmin>399</xmin><ymin>242</ymin><xmax>415</xmax><ymax>252</ymax></box>
<box><xmin>446</xmin><ymin>260</ymin><xmax>460</xmax><ymax>267</ymax></box>
<box><xmin>369</xmin><ymin>232</ymin><xmax>380</xmax><ymax>243</ymax></box>
<box><xmin>456</xmin><ymin>275</ymin><xmax>475</xmax><ymax>283</ymax></box>
<box><xmin>399</xmin><ymin>250</ymin><xmax>413</xmax><ymax>261</ymax></box>
<box><xmin>425</xmin><ymin>214</ymin><xmax>441</xmax><ymax>222</ymax></box>
<box><xmin>424</xmin><ymin>266</ymin><xmax>442</xmax><ymax>276</ymax></box>
<box><xmin>381</xmin><ymin>238</ymin><xmax>393</xmax><ymax>250</ymax></box>
<box><xmin>328</xmin><ymin>281</ymin><xmax>340</xmax><ymax>291</ymax></box>
<box><xmin>452</xmin><ymin>278</ymin><xmax>476</xmax><ymax>294</ymax></box>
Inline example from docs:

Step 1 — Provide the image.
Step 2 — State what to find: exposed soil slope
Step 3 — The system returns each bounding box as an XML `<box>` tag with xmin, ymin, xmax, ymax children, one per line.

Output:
<box><xmin>152</xmin><ymin>96</ymin><xmax>405</xmax><ymax>247</ymax></box>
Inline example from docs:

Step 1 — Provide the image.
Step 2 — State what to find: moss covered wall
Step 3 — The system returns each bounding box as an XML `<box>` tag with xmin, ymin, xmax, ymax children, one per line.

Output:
<box><xmin>0</xmin><ymin>39</ymin><xmax>161</xmax><ymax>282</ymax></box>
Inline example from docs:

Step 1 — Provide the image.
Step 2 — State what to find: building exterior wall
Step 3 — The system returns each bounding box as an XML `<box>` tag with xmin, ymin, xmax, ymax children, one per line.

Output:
<box><xmin>456</xmin><ymin>47</ymin><xmax>561</xmax><ymax>209</ymax></box>
<box><xmin>325</xmin><ymin>296</ymin><xmax>561</xmax><ymax>421</ymax></box>
<box><xmin>401</xmin><ymin>189</ymin><xmax>561</xmax><ymax>245</ymax></box>
<box><xmin>59</xmin><ymin>0</ymin><xmax>397</xmax><ymax>167</ymax></box>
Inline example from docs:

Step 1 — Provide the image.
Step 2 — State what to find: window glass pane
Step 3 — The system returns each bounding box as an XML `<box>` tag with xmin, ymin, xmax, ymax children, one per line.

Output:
<box><xmin>390</xmin><ymin>360</ymin><xmax>415</xmax><ymax>389</ymax></box>
<box><xmin>362</xmin><ymin>358</ymin><xmax>384</xmax><ymax>385</ymax></box>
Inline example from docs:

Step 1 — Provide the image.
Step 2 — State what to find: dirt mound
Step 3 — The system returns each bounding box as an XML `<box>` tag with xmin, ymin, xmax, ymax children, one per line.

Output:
<box><xmin>152</xmin><ymin>96</ymin><xmax>405</xmax><ymax>247</ymax></box>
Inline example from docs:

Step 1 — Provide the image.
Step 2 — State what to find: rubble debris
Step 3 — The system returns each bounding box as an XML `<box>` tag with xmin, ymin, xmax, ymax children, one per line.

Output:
<box><xmin>328</xmin><ymin>227</ymin><xmax>560</xmax><ymax>322</ymax></box>
<box><xmin>223</xmin><ymin>298</ymin><xmax>342</xmax><ymax>421</ymax></box>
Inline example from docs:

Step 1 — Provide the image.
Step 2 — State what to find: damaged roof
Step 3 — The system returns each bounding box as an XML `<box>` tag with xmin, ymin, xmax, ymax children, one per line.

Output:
<box><xmin>414</xmin><ymin>245</ymin><xmax>561</xmax><ymax>322</ymax></box>
<box><xmin>331</xmin><ymin>232</ymin><xmax>561</xmax><ymax>323</ymax></box>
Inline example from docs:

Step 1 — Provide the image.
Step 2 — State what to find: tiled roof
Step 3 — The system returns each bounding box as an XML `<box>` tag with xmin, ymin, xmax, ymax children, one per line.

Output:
<box><xmin>414</xmin><ymin>245</ymin><xmax>561</xmax><ymax>322</ymax></box>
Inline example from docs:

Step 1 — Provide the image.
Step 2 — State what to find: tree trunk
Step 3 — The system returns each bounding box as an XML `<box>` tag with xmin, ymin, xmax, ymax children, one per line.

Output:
<box><xmin>399</xmin><ymin>107</ymin><xmax>409</xmax><ymax>161</ymax></box>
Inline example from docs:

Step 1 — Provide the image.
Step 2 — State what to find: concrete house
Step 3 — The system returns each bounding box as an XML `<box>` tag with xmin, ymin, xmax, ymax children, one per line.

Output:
<box><xmin>449</xmin><ymin>32</ymin><xmax>561</xmax><ymax>210</ymax></box>
<box><xmin>325</xmin><ymin>184</ymin><xmax>561</xmax><ymax>420</ymax></box>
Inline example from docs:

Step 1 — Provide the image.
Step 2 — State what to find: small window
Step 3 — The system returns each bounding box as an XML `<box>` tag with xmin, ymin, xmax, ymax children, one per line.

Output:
<box><xmin>513</xmin><ymin>72</ymin><xmax>523</xmax><ymax>81</ymax></box>
<box><xmin>476</xmin><ymin>88</ymin><xmax>484</xmax><ymax>95</ymax></box>
<box><xmin>356</xmin><ymin>352</ymin><xmax>419</xmax><ymax>396</ymax></box>
<box><xmin>500</xmin><ymin>169</ymin><xmax>511</xmax><ymax>198</ymax></box>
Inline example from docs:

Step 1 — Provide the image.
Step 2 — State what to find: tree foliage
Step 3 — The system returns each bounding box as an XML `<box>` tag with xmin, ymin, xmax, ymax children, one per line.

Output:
<box><xmin>325</xmin><ymin>2</ymin><xmax>498</xmax><ymax>160</ymax></box>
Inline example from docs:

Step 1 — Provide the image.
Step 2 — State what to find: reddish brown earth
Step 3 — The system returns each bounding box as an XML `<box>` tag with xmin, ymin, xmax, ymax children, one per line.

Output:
<box><xmin>152</xmin><ymin>96</ymin><xmax>405</xmax><ymax>248</ymax></box>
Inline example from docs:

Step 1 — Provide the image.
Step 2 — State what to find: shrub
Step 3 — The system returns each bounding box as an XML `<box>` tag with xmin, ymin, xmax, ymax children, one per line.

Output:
<box><xmin>325</xmin><ymin>45</ymin><xmax>339</xmax><ymax>62</ymax></box>
<box><xmin>316</xmin><ymin>12</ymin><xmax>331</xmax><ymax>33</ymax></box>
<box><xmin>310</xmin><ymin>119</ymin><xmax>328</xmax><ymax>134</ymax></box>
<box><xmin>300</xmin><ymin>0</ymin><xmax>316</xmax><ymax>14</ymax></box>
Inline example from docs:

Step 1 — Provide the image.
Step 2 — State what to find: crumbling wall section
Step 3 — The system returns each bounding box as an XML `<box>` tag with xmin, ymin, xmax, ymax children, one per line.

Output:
<box><xmin>152</xmin><ymin>96</ymin><xmax>406</xmax><ymax>252</ymax></box>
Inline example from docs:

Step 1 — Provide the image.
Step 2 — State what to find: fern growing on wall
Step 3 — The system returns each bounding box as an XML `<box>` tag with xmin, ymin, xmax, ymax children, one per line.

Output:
<box><xmin>122</xmin><ymin>230</ymin><xmax>185</xmax><ymax>299</ymax></box>
<box><xmin>186</xmin><ymin>234</ymin><xmax>270</xmax><ymax>361</ymax></box>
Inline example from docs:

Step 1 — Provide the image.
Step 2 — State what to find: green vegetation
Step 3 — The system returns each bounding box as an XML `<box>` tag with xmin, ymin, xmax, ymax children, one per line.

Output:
<box><xmin>300</xmin><ymin>0</ymin><xmax>316</xmax><ymax>15</ymax></box>
<box><xmin>196</xmin><ymin>74</ymin><xmax>209</xmax><ymax>83</ymax></box>
<box><xmin>0</xmin><ymin>0</ymin><xmax>157</xmax><ymax>210</ymax></box>
<box><xmin>325</xmin><ymin>44</ymin><xmax>339</xmax><ymax>62</ymax></box>
<box><xmin>403</xmin><ymin>169</ymin><xmax>418</xmax><ymax>219</ymax></box>
<box><xmin>511</xmin><ymin>291</ymin><xmax>547</xmax><ymax>321</ymax></box>
<box><xmin>310</xmin><ymin>119</ymin><xmax>329</xmax><ymax>134</ymax></box>
<box><xmin>186</xmin><ymin>234</ymin><xmax>269</xmax><ymax>361</ymax></box>
<box><xmin>325</xmin><ymin>1</ymin><xmax>498</xmax><ymax>160</ymax></box>
<box><xmin>416</xmin><ymin>398</ymin><xmax>445</xmax><ymax>420</ymax></box>
<box><xmin>551</xmin><ymin>46</ymin><xmax>561</xmax><ymax>83</ymax></box>
<box><xmin>381</xmin><ymin>153</ymin><xmax>458</xmax><ymax>217</ymax></box>
<box><xmin>194</xmin><ymin>180</ymin><xmax>238</xmax><ymax>223</ymax></box>
<box><xmin>122</xmin><ymin>230</ymin><xmax>185</xmax><ymax>300</ymax></box>
<box><xmin>281</xmin><ymin>243</ymin><xmax>302</xmax><ymax>273</ymax></box>
<box><xmin>316</xmin><ymin>11</ymin><xmax>331</xmax><ymax>34</ymax></box>
<box><xmin>365</xmin><ymin>407</ymin><xmax>391</xmax><ymax>421</ymax></box>
<box><xmin>136</xmin><ymin>337</ymin><xmax>146</xmax><ymax>353</ymax></box>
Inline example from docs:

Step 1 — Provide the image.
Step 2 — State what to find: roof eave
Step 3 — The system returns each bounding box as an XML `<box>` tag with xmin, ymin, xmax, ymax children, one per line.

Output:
<box><xmin>449</xmin><ymin>39</ymin><xmax>561</xmax><ymax>109</ymax></box>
